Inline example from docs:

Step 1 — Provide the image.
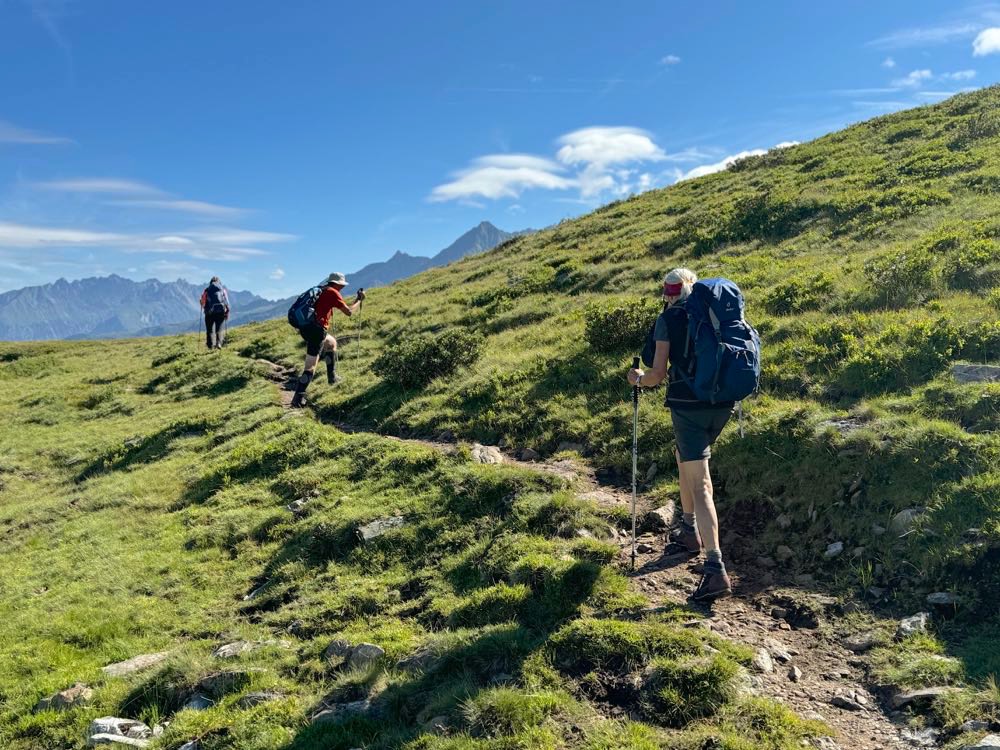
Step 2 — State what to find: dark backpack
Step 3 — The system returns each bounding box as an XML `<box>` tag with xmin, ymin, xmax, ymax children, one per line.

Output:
<box><xmin>678</xmin><ymin>278</ymin><xmax>761</xmax><ymax>404</ymax></box>
<box><xmin>287</xmin><ymin>286</ymin><xmax>323</xmax><ymax>329</ymax></box>
<box><xmin>640</xmin><ymin>312</ymin><xmax>663</xmax><ymax>368</ymax></box>
<box><xmin>205</xmin><ymin>283</ymin><xmax>228</xmax><ymax>315</ymax></box>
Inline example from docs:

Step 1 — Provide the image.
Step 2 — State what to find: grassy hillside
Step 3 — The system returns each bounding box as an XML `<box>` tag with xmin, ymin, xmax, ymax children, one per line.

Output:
<box><xmin>239</xmin><ymin>86</ymin><xmax>1000</xmax><ymax>610</ymax></box>
<box><xmin>1</xmin><ymin>87</ymin><xmax>1000</xmax><ymax>749</ymax></box>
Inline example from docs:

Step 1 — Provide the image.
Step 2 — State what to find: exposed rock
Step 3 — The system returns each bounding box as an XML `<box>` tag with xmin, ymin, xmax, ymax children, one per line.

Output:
<box><xmin>771</xmin><ymin>607</ymin><xmax>789</xmax><ymax>620</ymax></box>
<box><xmin>794</xmin><ymin>573</ymin><xmax>815</xmax><ymax>585</ymax></box>
<box><xmin>324</xmin><ymin>639</ymin><xmax>354</xmax><ymax>662</ymax></box>
<box><xmin>212</xmin><ymin>641</ymin><xmax>253</xmax><ymax>659</ymax></box>
<box><xmin>437</xmin><ymin>430</ymin><xmax>455</xmax><ymax>443</ymax></box>
<box><xmin>195</xmin><ymin>670</ymin><xmax>256</xmax><ymax>698</ymax></box>
<box><xmin>34</xmin><ymin>682</ymin><xmax>93</xmax><ymax>712</ymax></box>
<box><xmin>868</xmin><ymin>586</ymin><xmax>886</xmax><ymax>599</ymax></box>
<box><xmin>952</xmin><ymin>363</ymin><xmax>1000</xmax><ymax>384</ymax></box>
<box><xmin>824</xmin><ymin>541</ymin><xmax>844</xmax><ymax>559</ymax></box>
<box><xmin>423</xmin><ymin>715</ymin><xmax>450</xmax><ymax>734</ymax></box>
<box><xmin>87</xmin><ymin>718</ymin><xmax>152</xmax><ymax>747</ymax></box>
<box><xmin>841</xmin><ymin>632</ymin><xmax>879</xmax><ymax>653</ymax></box>
<box><xmin>349</xmin><ymin>643</ymin><xmax>385</xmax><ymax>670</ymax></box>
<box><xmin>101</xmin><ymin>651</ymin><xmax>171</xmax><ymax>677</ymax></box>
<box><xmin>312</xmin><ymin>700</ymin><xmax>373</xmax><ymax>723</ymax></box>
<box><xmin>889</xmin><ymin>508</ymin><xmax>925</xmax><ymax>537</ymax></box>
<box><xmin>871</xmin><ymin>524</ymin><xmax>886</xmax><ymax>536</ymax></box>
<box><xmin>896</xmin><ymin>612</ymin><xmax>931</xmax><ymax>640</ymax></box>
<box><xmin>356</xmin><ymin>516</ymin><xmax>406</xmax><ymax>542</ymax></box>
<box><xmin>891</xmin><ymin>686</ymin><xmax>959</xmax><ymax>709</ymax></box>
<box><xmin>286</xmin><ymin>498</ymin><xmax>307</xmax><ymax>513</ymax></box>
<box><xmin>636</xmin><ymin>542</ymin><xmax>654</xmax><ymax>554</ymax></box>
<box><xmin>927</xmin><ymin>591</ymin><xmax>959</xmax><ymax>606</ymax></box>
<box><xmin>961</xmin><ymin>720</ymin><xmax>991</xmax><ymax>732</ymax></box>
<box><xmin>830</xmin><ymin>694</ymin><xmax>864</xmax><ymax>711</ymax></box>
<box><xmin>236</xmin><ymin>691</ymin><xmax>284</xmax><ymax>708</ymax></box>
<box><xmin>642</xmin><ymin>503</ymin><xmax>676</xmax><ymax>531</ymax></box>
<box><xmin>776</xmin><ymin>513</ymin><xmax>792</xmax><ymax>530</ymax></box>
<box><xmin>471</xmin><ymin>444</ymin><xmax>504</xmax><ymax>464</ymax></box>
<box><xmin>555</xmin><ymin>441</ymin><xmax>585</xmax><ymax>454</ymax></box>
<box><xmin>811</xmin><ymin>736</ymin><xmax>841</xmax><ymax>750</ymax></box>
<box><xmin>645</xmin><ymin>462</ymin><xmax>658</xmax><ymax>481</ymax></box>
<box><xmin>789</xmin><ymin>666</ymin><xmax>803</xmax><ymax>682</ymax></box>
<box><xmin>764</xmin><ymin>637</ymin><xmax>793</xmax><ymax>663</ymax></box>
<box><xmin>520</xmin><ymin>447</ymin><xmax>539</xmax><ymax>461</ymax></box>
<box><xmin>967</xmin><ymin>736</ymin><xmax>1000</xmax><ymax>750</ymax></box>
<box><xmin>178</xmin><ymin>742</ymin><xmax>200</xmax><ymax>750</ymax></box>
<box><xmin>901</xmin><ymin>727</ymin><xmax>941</xmax><ymax>748</ymax></box>
<box><xmin>182</xmin><ymin>693</ymin><xmax>213</xmax><ymax>711</ymax></box>
<box><xmin>752</xmin><ymin>648</ymin><xmax>774</xmax><ymax>673</ymax></box>
<box><xmin>775</xmin><ymin>545</ymin><xmax>794</xmax><ymax>562</ymax></box>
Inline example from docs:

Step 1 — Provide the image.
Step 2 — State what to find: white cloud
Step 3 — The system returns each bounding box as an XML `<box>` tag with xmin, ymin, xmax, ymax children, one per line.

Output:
<box><xmin>882</xmin><ymin>57</ymin><xmax>897</xmax><ymax>68</ymax></box>
<box><xmin>187</xmin><ymin>229</ymin><xmax>296</xmax><ymax>245</ymax></box>
<box><xmin>556</xmin><ymin>126</ymin><xmax>665</xmax><ymax>169</ymax></box>
<box><xmin>269</xmin><ymin>267</ymin><xmax>285</xmax><ymax>280</ymax></box>
<box><xmin>941</xmin><ymin>69</ymin><xmax>976</xmax><ymax>80</ymax></box>
<box><xmin>110</xmin><ymin>198</ymin><xmax>245</xmax><ymax>218</ymax></box>
<box><xmin>0</xmin><ymin>221</ymin><xmax>128</xmax><ymax>247</ymax></box>
<box><xmin>36</xmin><ymin>178</ymin><xmax>160</xmax><ymax>194</ymax></box>
<box><xmin>0</xmin><ymin>120</ymin><xmax>72</xmax><ymax>145</ymax></box>
<box><xmin>429</xmin><ymin>153</ymin><xmax>574</xmax><ymax>202</ymax></box>
<box><xmin>973</xmin><ymin>27</ymin><xmax>1000</xmax><ymax>55</ymax></box>
<box><xmin>893</xmin><ymin>69</ymin><xmax>933</xmax><ymax>87</ymax></box>
<box><xmin>869</xmin><ymin>22</ymin><xmax>980</xmax><ymax>49</ymax></box>
<box><xmin>677</xmin><ymin>142</ymin><xmax>798</xmax><ymax>182</ymax></box>
<box><xmin>154</xmin><ymin>235</ymin><xmax>195</xmax><ymax>246</ymax></box>
<box><xmin>661</xmin><ymin>54</ymin><xmax>681</xmax><ymax>65</ymax></box>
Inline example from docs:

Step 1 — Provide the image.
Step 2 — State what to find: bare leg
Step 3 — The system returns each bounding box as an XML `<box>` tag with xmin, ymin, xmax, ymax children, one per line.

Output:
<box><xmin>679</xmin><ymin>457</ymin><xmax>720</xmax><ymax>553</ymax></box>
<box><xmin>675</xmin><ymin>448</ymin><xmax>695</xmax><ymax>517</ymax></box>
<box><xmin>322</xmin><ymin>335</ymin><xmax>339</xmax><ymax>383</ymax></box>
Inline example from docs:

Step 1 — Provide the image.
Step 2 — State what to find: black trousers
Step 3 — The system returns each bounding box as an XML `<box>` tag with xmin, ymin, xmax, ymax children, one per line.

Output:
<box><xmin>205</xmin><ymin>311</ymin><xmax>226</xmax><ymax>348</ymax></box>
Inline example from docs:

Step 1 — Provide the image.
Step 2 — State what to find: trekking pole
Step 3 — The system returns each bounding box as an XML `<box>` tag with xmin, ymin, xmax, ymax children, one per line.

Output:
<box><xmin>356</xmin><ymin>288</ymin><xmax>364</xmax><ymax>352</ymax></box>
<box><xmin>630</xmin><ymin>355</ymin><xmax>641</xmax><ymax>571</ymax></box>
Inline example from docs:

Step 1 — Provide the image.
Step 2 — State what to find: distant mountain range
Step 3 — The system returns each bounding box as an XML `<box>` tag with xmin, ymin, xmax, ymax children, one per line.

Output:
<box><xmin>0</xmin><ymin>221</ymin><xmax>525</xmax><ymax>341</ymax></box>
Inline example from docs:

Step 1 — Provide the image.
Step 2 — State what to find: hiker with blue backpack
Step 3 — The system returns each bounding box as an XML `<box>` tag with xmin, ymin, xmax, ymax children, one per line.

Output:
<box><xmin>287</xmin><ymin>272</ymin><xmax>366</xmax><ymax>408</ymax></box>
<box><xmin>628</xmin><ymin>268</ymin><xmax>760</xmax><ymax>602</ymax></box>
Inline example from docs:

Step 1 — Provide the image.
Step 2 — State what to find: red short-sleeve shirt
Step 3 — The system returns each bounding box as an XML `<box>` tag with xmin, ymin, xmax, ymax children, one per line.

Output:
<box><xmin>314</xmin><ymin>287</ymin><xmax>351</xmax><ymax>329</ymax></box>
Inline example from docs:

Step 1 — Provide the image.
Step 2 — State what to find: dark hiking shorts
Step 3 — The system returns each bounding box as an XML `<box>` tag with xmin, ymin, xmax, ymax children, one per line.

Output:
<box><xmin>298</xmin><ymin>322</ymin><xmax>327</xmax><ymax>356</ymax></box>
<box><xmin>671</xmin><ymin>405</ymin><xmax>734</xmax><ymax>462</ymax></box>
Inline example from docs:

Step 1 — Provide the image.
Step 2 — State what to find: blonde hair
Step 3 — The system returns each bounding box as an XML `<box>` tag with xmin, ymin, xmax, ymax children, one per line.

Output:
<box><xmin>663</xmin><ymin>268</ymin><xmax>698</xmax><ymax>302</ymax></box>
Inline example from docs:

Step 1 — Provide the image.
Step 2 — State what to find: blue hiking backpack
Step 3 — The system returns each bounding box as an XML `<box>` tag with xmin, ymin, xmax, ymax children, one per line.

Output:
<box><xmin>205</xmin><ymin>283</ymin><xmax>228</xmax><ymax>315</ymax></box>
<box><xmin>679</xmin><ymin>278</ymin><xmax>761</xmax><ymax>404</ymax></box>
<box><xmin>287</xmin><ymin>286</ymin><xmax>323</xmax><ymax>329</ymax></box>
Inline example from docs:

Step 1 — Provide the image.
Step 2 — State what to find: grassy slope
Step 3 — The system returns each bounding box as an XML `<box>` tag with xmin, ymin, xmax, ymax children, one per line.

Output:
<box><xmin>1</xmin><ymin>88</ymin><xmax>999</xmax><ymax>748</ymax></box>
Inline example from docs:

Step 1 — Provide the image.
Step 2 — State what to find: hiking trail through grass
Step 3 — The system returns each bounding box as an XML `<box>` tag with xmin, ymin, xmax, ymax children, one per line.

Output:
<box><xmin>253</xmin><ymin>354</ymin><xmax>913</xmax><ymax>750</ymax></box>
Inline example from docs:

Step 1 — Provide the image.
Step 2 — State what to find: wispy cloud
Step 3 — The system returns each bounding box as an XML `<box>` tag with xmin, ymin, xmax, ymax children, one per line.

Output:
<box><xmin>882</xmin><ymin>57</ymin><xmax>897</xmax><ymax>68</ymax></box>
<box><xmin>893</xmin><ymin>69</ymin><xmax>933</xmax><ymax>88</ymax></box>
<box><xmin>868</xmin><ymin>21</ymin><xmax>980</xmax><ymax>49</ymax></box>
<box><xmin>677</xmin><ymin>142</ymin><xmax>798</xmax><ymax>182</ymax></box>
<box><xmin>0</xmin><ymin>120</ymin><xmax>72</xmax><ymax>145</ymax></box>
<box><xmin>973</xmin><ymin>27</ymin><xmax>1000</xmax><ymax>54</ymax></box>
<box><xmin>269</xmin><ymin>267</ymin><xmax>285</xmax><ymax>280</ymax></box>
<box><xmin>36</xmin><ymin>178</ymin><xmax>160</xmax><ymax>194</ymax></box>
<box><xmin>661</xmin><ymin>54</ymin><xmax>681</xmax><ymax>65</ymax></box>
<box><xmin>941</xmin><ymin>69</ymin><xmax>977</xmax><ymax>80</ymax></box>
<box><xmin>429</xmin><ymin>154</ymin><xmax>574</xmax><ymax>202</ymax></box>
<box><xmin>25</xmin><ymin>0</ymin><xmax>75</xmax><ymax>81</ymax></box>
<box><xmin>109</xmin><ymin>199</ymin><xmax>246</xmax><ymax>218</ymax></box>
<box><xmin>556</xmin><ymin>126</ymin><xmax>667</xmax><ymax>198</ymax></box>
<box><xmin>0</xmin><ymin>222</ymin><xmax>128</xmax><ymax>247</ymax></box>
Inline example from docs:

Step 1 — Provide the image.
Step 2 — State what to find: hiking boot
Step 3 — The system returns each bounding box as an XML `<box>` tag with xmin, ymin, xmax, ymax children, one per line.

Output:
<box><xmin>661</xmin><ymin>527</ymin><xmax>702</xmax><ymax>559</ymax></box>
<box><xmin>690</xmin><ymin>571</ymin><xmax>732</xmax><ymax>602</ymax></box>
<box><xmin>290</xmin><ymin>392</ymin><xmax>308</xmax><ymax>409</ymax></box>
<box><xmin>325</xmin><ymin>352</ymin><xmax>338</xmax><ymax>384</ymax></box>
<box><xmin>327</xmin><ymin>370</ymin><xmax>340</xmax><ymax>385</ymax></box>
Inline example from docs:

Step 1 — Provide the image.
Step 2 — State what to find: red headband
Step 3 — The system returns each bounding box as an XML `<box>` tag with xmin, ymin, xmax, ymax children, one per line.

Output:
<box><xmin>663</xmin><ymin>282</ymin><xmax>684</xmax><ymax>296</ymax></box>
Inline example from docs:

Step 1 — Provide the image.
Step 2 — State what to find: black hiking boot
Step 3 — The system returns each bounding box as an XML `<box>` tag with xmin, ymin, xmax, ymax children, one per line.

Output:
<box><xmin>661</xmin><ymin>526</ymin><xmax>702</xmax><ymax>559</ymax></box>
<box><xmin>290</xmin><ymin>392</ymin><xmax>308</xmax><ymax>409</ymax></box>
<box><xmin>690</xmin><ymin>571</ymin><xmax>732</xmax><ymax>602</ymax></box>
<box><xmin>325</xmin><ymin>351</ymin><xmax>339</xmax><ymax>385</ymax></box>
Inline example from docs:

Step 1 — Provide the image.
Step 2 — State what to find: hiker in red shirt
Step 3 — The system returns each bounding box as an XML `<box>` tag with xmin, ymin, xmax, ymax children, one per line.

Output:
<box><xmin>290</xmin><ymin>272</ymin><xmax>365</xmax><ymax>408</ymax></box>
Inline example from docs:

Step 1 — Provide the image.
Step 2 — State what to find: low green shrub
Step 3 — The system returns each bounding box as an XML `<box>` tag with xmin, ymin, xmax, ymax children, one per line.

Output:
<box><xmin>640</xmin><ymin>654</ymin><xmax>741</xmax><ymax>726</ymax></box>
<box><xmin>990</xmin><ymin>288</ymin><xmax>1000</xmax><ymax>312</ymax></box>
<box><xmin>463</xmin><ymin>687</ymin><xmax>572</xmax><ymax>737</ymax></box>
<box><xmin>943</xmin><ymin>239</ymin><xmax>1000</xmax><ymax>290</ymax></box>
<box><xmin>863</xmin><ymin>247</ymin><xmax>937</xmax><ymax>307</ymax></box>
<box><xmin>764</xmin><ymin>273</ymin><xmax>835</xmax><ymax>315</ymax></box>
<box><xmin>374</xmin><ymin>329</ymin><xmax>484</xmax><ymax>389</ymax></box>
<box><xmin>584</xmin><ymin>297</ymin><xmax>660</xmax><ymax>352</ymax></box>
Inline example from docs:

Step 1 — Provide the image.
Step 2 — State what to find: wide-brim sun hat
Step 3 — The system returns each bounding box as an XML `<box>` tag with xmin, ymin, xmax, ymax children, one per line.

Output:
<box><xmin>325</xmin><ymin>272</ymin><xmax>348</xmax><ymax>286</ymax></box>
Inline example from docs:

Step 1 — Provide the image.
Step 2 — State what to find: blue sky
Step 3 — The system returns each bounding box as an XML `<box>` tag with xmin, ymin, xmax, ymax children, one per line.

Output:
<box><xmin>2</xmin><ymin>1</ymin><xmax>1000</xmax><ymax>298</ymax></box>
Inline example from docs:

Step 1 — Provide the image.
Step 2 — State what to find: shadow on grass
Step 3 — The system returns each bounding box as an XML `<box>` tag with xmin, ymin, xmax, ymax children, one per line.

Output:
<box><xmin>76</xmin><ymin>418</ymin><xmax>216</xmax><ymax>482</ymax></box>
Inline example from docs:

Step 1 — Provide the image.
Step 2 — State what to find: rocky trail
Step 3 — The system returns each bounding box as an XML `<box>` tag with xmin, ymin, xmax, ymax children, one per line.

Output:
<box><xmin>253</xmin><ymin>357</ymin><xmax>922</xmax><ymax>750</ymax></box>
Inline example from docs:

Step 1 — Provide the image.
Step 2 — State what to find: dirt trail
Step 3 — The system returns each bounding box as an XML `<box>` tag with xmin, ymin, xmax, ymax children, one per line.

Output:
<box><xmin>254</xmin><ymin>357</ymin><xmax>913</xmax><ymax>750</ymax></box>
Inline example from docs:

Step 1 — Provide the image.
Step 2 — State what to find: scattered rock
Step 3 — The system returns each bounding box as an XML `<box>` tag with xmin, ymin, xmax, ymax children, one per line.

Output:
<box><xmin>519</xmin><ymin>447</ymin><xmax>539</xmax><ymax>461</ymax></box>
<box><xmin>927</xmin><ymin>591</ymin><xmax>959</xmax><ymax>606</ymax></box>
<box><xmin>348</xmin><ymin>643</ymin><xmax>385</xmax><ymax>670</ymax></box>
<box><xmin>896</xmin><ymin>612</ymin><xmax>931</xmax><ymax>640</ymax></box>
<box><xmin>178</xmin><ymin>742</ymin><xmax>200</xmax><ymax>750</ymax></box>
<box><xmin>87</xmin><ymin>718</ymin><xmax>152</xmax><ymax>747</ymax></box>
<box><xmin>437</xmin><ymin>430</ymin><xmax>455</xmax><ymax>443</ymax></box>
<box><xmin>555</xmin><ymin>441</ymin><xmax>585</xmax><ymax>454</ymax></box>
<box><xmin>811</xmin><ymin>736</ymin><xmax>841</xmax><ymax>750</ymax></box>
<box><xmin>752</xmin><ymin>648</ymin><xmax>774</xmax><ymax>673</ymax></box>
<box><xmin>770</xmin><ymin>607</ymin><xmax>789</xmax><ymax>620</ymax></box>
<box><xmin>776</xmin><ymin>513</ymin><xmax>792</xmax><ymax>529</ymax></box>
<box><xmin>789</xmin><ymin>666</ymin><xmax>803</xmax><ymax>682</ymax></box>
<box><xmin>775</xmin><ymin>545</ymin><xmax>794</xmax><ymax>562</ymax></box>
<box><xmin>871</xmin><ymin>524</ymin><xmax>886</xmax><ymax>536</ymax></box>
<box><xmin>868</xmin><ymin>586</ymin><xmax>886</xmax><ymax>599</ymax></box>
<box><xmin>236</xmin><ymin>691</ymin><xmax>284</xmax><ymax>709</ymax></box>
<box><xmin>195</xmin><ymin>670</ymin><xmax>256</xmax><ymax>698</ymax></box>
<box><xmin>889</xmin><ymin>508</ymin><xmax>925</xmax><ymax>537</ymax></box>
<box><xmin>901</xmin><ymin>727</ymin><xmax>941</xmax><ymax>748</ymax></box>
<box><xmin>841</xmin><ymin>632</ymin><xmax>879</xmax><ymax>653</ymax></box>
<box><xmin>891</xmin><ymin>686</ymin><xmax>959</xmax><ymax>710</ymax></box>
<box><xmin>286</xmin><ymin>498</ymin><xmax>307</xmax><ymax>513</ymax></box>
<box><xmin>830</xmin><ymin>694</ymin><xmax>864</xmax><ymax>711</ymax></box>
<box><xmin>764</xmin><ymin>637</ymin><xmax>793</xmax><ymax>663</ymax></box>
<box><xmin>961</xmin><ymin>720</ymin><xmax>991</xmax><ymax>732</ymax></box>
<box><xmin>182</xmin><ymin>694</ymin><xmax>213</xmax><ymax>711</ymax></box>
<box><xmin>824</xmin><ymin>541</ymin><xmax>844</xmax><ymax>559</ymax></box>
<box><xmin>212</xmin><ymin>641</ymin><xmax>253</xmax><ymax>659</ymax></box>
<box><xmin>952</xmin><ymin>363</ymin><xmax>1000</xmax><ymax>384</ymax></box>
<box><xmin>645</xmin><ymin>462</ymin><xmax>658</xmax><ymax>481</ymax></box>
<box><xmin>88</xmin><ymin>736</ymin><xmax>150</xmax><ymax>748</ymax></box>
<box><xmin>312</xmin><ymin>700</ymin><xmax>373</xmax><ymax>723</ymax></box>
<box><xmin>471</xmin><ymin>444</ymin><xmax>504</xmax><ymax>464</ymax></box>
<box><xmin>636</xmin><ymin>542</ymin><xmax>654</xmax><ymax>553</ymax></box>
<box><xmin>101</xmin><ymin>651</ymin><xmax>171</xmax><ymax>678</ymax></box>
<box><xmin>324</xmin><ymin>639</ymin><xmax>354</xmax><ymax>662</ymax></box>
<box><xmin>966</xmin><ymin>736</ymin><xmax>1000</xmax><ymax>750</ymax></box>
<box><xmin>642</xmin><ymin>503</ymin><xmax>676</xmax><ymax>531</ymax></box>
<box><xmin>356</xmin><ymin>516</ymin><xmax>406</xmax><ymax>542</ymax></box>
<box><xmin>794</xmin><ymin>573</ymin><xmax>815</xmax><ymax>585</ymax></box>
<box><xmin>34</xmin><ymin>682</ymin><xmax>93</xmax><ymax>712</ymax></box>
<box><xmin>423</xmin><ymin>715</ymin><xmax>449</xmax><ymax>734</ymax></box>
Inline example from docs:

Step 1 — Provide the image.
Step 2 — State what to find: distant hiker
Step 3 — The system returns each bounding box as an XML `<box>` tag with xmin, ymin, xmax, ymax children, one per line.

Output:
<box><xmin>200</xmin><ymin>276</ymin><xmax>230</xmax><ymax>350</ymax></box>
<box><xmin>287</xmin><ymin>272</ymin><xmax>366</xmax><ymax>408</ymax></box>
<box><xmin>628</xmin><ymin>268</ymin><xmax>760</xmax><ymax>602</ymax></box>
